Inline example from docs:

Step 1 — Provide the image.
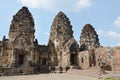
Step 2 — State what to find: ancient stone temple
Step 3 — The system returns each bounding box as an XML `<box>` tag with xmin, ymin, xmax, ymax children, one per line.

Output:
<box><xmin>9</xmin><ymin>7</ymin><xmax>36</xmax><ymax>67</ymax></box>
<box><xmin>48</xmin><ymin>11</ymin><xmax>79</xmax><ymax>71</ymax></box>
<box><xmin>0</xmin><ymin>7</ymin><xmax>120</xmax><ymax>75</ymax></box>
<box><xmin>79</xmin><ymin>24</ymin><xmax>100</xmax><ymax>51</ymax></box>
<box><xmin>0</xmin><ymin>7</ymin><xmax>41</xmax><ymax>75</ymax></box>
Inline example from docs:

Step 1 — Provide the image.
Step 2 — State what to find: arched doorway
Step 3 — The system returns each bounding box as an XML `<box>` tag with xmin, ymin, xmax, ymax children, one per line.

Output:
<box><xmin>69</xmin><ymin>43</ymin><xmax>78</xmax><ymax>66</ymax></box>
<box><xmin>15</xmin><ymin>49</ymin><xmax>27</xmax><ymax>67</ymax></box>
<box><xmin>70</xmin><ymin>52</ymin><xmax>77</xmax><ymax>65</ymax></box>
<box><xmin>89</xmin><ymin>52</ymin><xmax>96</xmax><ymax>67</ymax></box>
<box><xmin>18</xmin><ymin>54</ymin><xmax>24</xmax><ymax>65</ymax></box>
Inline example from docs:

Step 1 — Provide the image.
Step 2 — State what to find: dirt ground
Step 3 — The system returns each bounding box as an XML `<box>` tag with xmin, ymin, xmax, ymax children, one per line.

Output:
<box><xmin>0</xmin><ymin>74</ymin><xmax>99</xmax><ymax>80</ymax></box>
<box><xmin>0</xmin><ymin>67</ymin><xmax>120</xmax><ymax>80</ymax></box>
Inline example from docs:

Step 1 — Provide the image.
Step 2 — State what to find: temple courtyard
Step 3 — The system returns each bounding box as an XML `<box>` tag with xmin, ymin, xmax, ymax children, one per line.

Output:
<box><xmin>0</xmin><ymin>67</ymin><xmax>120</xmax><ymax>80</ymax></box>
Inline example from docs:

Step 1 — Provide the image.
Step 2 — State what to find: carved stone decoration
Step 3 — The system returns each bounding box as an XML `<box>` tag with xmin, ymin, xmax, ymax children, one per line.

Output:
<box><xmin>80</xmin><ymin>24</ymin><xmax>100</xmax><ymax>51</ymax></box>
<box><xmin>1</xmin><ymin>7</ymin><xmax>120</xmax><ymax>75</ymax></box>
<box><xmin>48</xmin><ymin>11</ymin><xmax>79</xmax><ymax>71</ymax></box>
<box><xmin>8</xmin><ymin>7</ymin><xmax>36</xmax><ymax>69</ymax></box>
<box><xmin>9</xmin><ymin>7</ymin><xmax>35</xmax><ymax>44</ymax></box>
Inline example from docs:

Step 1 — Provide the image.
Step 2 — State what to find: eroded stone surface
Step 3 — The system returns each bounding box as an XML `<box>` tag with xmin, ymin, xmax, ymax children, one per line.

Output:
<box><xmin>0</xmin><ymin>7</ymin><xmax>120</xmax><ymax>76</ymax></box>
<box><xmin>9</xmin><ymin>7</ymin><xmax>35</xmax><ymax>48</ymax></box>
<box><xmin>48</xmin><ymin>11</ymin><xmax>79</xmax><ymax>69</ymax></box>
<box><xmin>0</xmin><ymin>7</ymin><xmax>39</xmax><ymax>75</ymax></box>
<box><xmin>78</xmin><ymin>47</ymin><xmax>120</xmax><ymax>72</ymax></box>
<box><xmin>80</xmin><ymin>24</ymin><xmax>100</xmax><ymax>51</ymax></box>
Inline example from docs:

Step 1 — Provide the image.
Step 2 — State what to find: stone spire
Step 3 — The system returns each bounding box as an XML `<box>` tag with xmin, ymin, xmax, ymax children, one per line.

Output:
<box><xmin>80</xmin><ymin>24</ymin><xmax>100</xmax><ymax>51</ymax></box>
<box><xmin>9</xmin><ymin>7</ymin><xmax>35</xmax><ymax>43</ymax></box>
<box><xmin>9</xmin><ymin>7</ymin><xmax>35</xmax><ymax>49</ymax></box>
<box><xmin>49</xmin><ymin>11</ymin><xmax>73</xmax><ymax>46</ymax></box>
<box><xmin>48</xmin><ymin>11</ymin><xmax>79</xmax><ymax>68</ymax></box>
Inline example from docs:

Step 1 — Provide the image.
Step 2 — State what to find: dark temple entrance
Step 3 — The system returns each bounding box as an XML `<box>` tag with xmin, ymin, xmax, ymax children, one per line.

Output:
<box><xmin>15</xmin><ymin>49</ymin><xmax>27</xmax><ymax>66</ymax></box>
<box><xmin>70</xmin><ymin>53</ymin><xmax>77</xmax><ymax>65</ymax></box>
<box><xmin>18</xmin><ymin>54</ymin><xmax>24</xmax><ymax>65</ymax></box>
<box><xmin>42</xmin><ymin>58</ymin><xmax>47</xmax><ymax>66</ymax></box>
<box><xmin>89</xmin><ymin>52</ymin><xmax>96</xmax><ymax>67</ymax></box>
<box><xmin>70</xmin><ymin>43</ymin><xmax>78</xmax><ymax>66</ymax></box>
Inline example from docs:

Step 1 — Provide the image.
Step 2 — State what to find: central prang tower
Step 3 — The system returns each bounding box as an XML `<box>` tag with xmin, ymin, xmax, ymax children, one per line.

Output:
<box><xmin>48</xmin><ymin>12</ymin><xmax>79</xmax><ymax>71</ymax></box>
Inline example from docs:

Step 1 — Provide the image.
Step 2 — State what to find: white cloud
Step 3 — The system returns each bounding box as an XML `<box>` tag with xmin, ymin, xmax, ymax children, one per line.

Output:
<box><xmin>18</xmin><ymin>0</ymin><xmax>52</xmax><ymax>9</ymax></box>
<box><xmin>117</xmin><ymin>42</ymin><xmax>120</xmax><ymax>46</ymax></box>
<box><xmin>107</xmin><ymin>31</ymin><xmax>120</xmax><ymax>38</ymax></box>
<box><xmin>18</xmin><ymin>0</ymin><xmax>92</xmax><ymax>12</ymax></box>
<box><xmin>75</xmin><ymin>0</ymin><xmax>92</xmax><ymax>11</ymax></box>
<box><xmin>97</xmin><ymin>30</ymin><xmax>120</xmax><ymax>39</ymax></box>
<box><xmin>45</xmin><ymin>32</ymin><xmax>49</xmax><ymax>36</ymax></box>
<box><xmin>114</xmin><ymin>16</ymin><xmax>120</xmax><ymax>27</ymax></box>
<box><xmin>97</xmin><ymin>30</ymin><xmax>105</xmax><ymax>35</ymax></box>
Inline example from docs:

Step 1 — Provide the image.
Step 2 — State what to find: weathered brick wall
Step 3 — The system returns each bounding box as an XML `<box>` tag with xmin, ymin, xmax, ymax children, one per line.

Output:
<box><xmin>78</xmin><ymin>47</ymin><xmax>120</xmax><ymax>72</ymax></box>
<box><xmin>78</xmin><ymin>51</ymin><xmax>90</xmax><ymax>69</ymax></box>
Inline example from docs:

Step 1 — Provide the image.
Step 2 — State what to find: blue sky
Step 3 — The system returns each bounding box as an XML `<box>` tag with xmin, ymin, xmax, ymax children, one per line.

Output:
<box><xmin>0</xmin><ymin>0</ymin><xmax>120</xmax><ymax>47</ymax></box>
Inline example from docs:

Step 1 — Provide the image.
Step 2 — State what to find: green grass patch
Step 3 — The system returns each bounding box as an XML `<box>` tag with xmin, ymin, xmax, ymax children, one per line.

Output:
<box><xmin>104</xmin><ymin>77</ymin><xmax>117</xmax><ymax>80</ymax></box>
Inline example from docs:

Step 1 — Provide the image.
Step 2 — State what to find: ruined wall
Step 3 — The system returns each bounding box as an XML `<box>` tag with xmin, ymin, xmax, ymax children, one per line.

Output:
<box><xmin>78</xmin><ymin>47</ymin><xmax>120</xmax><ymax>72</ymax></box>
<box><xmin>0</xmin><ymin>36</ymin><xmax>14</xmax><ymax>68</ymax></box>
<box><xmin>78</xmin><ymin>51</ymin><xmax>90</xmax><ymax>69</ymax></box>
<box><xmin>95</xmin><ymin>47</ymin><xmax>120</xmax><ymax>72</ymax></box>
<box><xmin>38</xmin><ymin>45</ymin><xmax>50</xmax><ymax>73</ymax></box>
<box><xmin>112</xmin><ymin>47</ymin><xmax>120</xmax><ymax>72</ymax></box>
